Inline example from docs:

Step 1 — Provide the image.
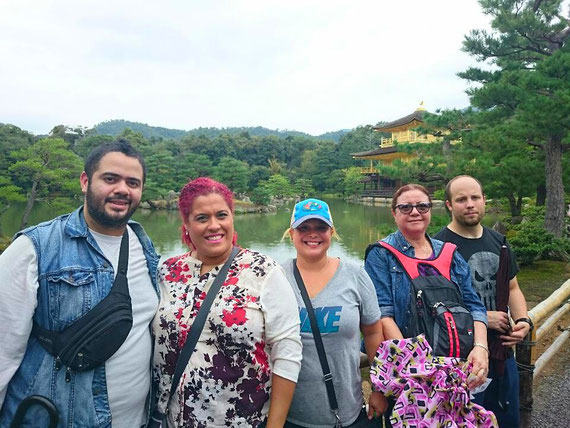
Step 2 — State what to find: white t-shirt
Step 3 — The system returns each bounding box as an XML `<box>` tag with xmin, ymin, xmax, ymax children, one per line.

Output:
<box><xmin>91</xmin><ymin>227</ymin><xmax>158</xmax><ymax>428</ymax></box>
<box><xmin>0</xmin><ymin>226</ymin><xmax>158</xmax><ymax>428</ymax></box>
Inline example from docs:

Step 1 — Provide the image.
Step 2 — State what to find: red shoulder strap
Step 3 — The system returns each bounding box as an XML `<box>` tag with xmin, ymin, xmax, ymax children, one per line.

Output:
<box><xmin>379</xmin><ymin>241</ymin><xmax>456</xmax><ymax>281</ymax></box>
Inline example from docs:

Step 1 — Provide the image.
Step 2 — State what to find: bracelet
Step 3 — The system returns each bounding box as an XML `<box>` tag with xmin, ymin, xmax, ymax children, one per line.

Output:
<box><xmin>473</xmin><ymin>342</ymin><xmax>489</xmax><ymax>354</ymax></box>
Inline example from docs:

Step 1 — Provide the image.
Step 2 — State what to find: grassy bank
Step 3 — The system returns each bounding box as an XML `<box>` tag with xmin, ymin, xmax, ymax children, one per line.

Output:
<box><xmin>518</xmin><ymin>260</ymin><xmax>570</xmax><ymax>307</ymax></box>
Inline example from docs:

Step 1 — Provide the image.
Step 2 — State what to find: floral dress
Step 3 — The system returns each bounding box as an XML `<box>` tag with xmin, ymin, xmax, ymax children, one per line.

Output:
<box><xmin>152</xmin><ymin>249</ymin><xmax>301</xmax><ymax>428</ymax></box>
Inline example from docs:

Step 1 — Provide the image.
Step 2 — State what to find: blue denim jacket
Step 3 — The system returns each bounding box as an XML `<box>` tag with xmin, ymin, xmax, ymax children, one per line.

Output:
<box><xmin>364</xmin><ymin>230</ymin><xmax>487</xmax><ymax>338</ymax></box>
<box><xmin>0</xmin><ymin>207</ymin><xmax>159</xmax><ymax>428</ymax></box>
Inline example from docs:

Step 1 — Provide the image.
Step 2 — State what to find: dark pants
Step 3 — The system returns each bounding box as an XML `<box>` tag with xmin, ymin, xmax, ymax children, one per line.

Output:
<box><xmin>473</xmin><ymin>353</ymin><xmax>520</xmax><ymax>428</ymax></box>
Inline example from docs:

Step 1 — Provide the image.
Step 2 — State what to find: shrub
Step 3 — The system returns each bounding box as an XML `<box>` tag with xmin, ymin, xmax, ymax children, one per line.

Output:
<box><xmin>509</xmin><ymin>207</ymin><xmax>570</xmax><ymax>265</ymax></box>
<box><xmin>249</xmin><ymin>186</ymin><xmax>271</xmax><ymax>206</ymax></box>
<box><xmin>427</xmin><ymin>213</ymin><xmax>449</xmax><ymax>236</ymax></box>
<box><xmin>432</xmin><ymin>189</ymin><xmax>445</xmax><ymax>201</ymax></box>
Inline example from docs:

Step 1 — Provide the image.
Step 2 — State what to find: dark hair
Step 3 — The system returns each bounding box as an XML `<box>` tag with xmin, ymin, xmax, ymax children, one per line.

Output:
<box><xmin>178</xmin><ymin>177</ymin><xmax>237</xmax><ymax>249</ymax></box>
<box><xmin>391</xmin><ymin>184</ymin><xmax>431</xmax><ymax>211</ymax></box>
<box><xmin>84</xmin><ymin>139</ymin><xmax>147</xmax><ymax>183</ymax></box>
<box><xmin>444</xmin><ymin>175</ymin><xmax>484</xmax><ymax>203</ymax></box>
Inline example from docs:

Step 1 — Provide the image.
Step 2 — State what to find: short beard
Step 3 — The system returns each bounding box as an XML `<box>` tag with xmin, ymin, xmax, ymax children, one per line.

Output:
<box><xmin>457</xmin><ymin>213</ymin><xmax>483</xmax><ymax>227</ymax></box>
<box><xmin>85</xmin><ymin>187</ymin><xmax>138</xmax><ymax>230</ymax></box>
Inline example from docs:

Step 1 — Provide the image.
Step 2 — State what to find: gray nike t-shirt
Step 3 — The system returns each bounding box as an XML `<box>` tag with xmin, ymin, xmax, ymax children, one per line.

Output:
<box><xmin>283</xmin><ymin>258</ymin><xmax>381</xmax><ymax>427</ymax></box>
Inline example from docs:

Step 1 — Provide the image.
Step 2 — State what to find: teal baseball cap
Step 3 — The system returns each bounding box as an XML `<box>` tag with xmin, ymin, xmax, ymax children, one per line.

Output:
<box><xmin>290</xmin><ymin>198</ymin><xmax>333</xmax><ymax>229</ymax></box>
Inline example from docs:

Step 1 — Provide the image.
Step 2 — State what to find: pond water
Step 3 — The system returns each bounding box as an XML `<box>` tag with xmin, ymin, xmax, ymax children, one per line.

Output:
<box><xmin>4</xmin><ymin>199</ymin><xmax>567</xmax><ymax>301</ymax></box>
<box><xmin>134</xmin><ymin>198</ymin><xmax>398</xmax><ymax>262</ymax></box>
<box><xmin>2</xmin><ymin>198</ymin><xmax>496</xmax><ymax>265</ymax></box>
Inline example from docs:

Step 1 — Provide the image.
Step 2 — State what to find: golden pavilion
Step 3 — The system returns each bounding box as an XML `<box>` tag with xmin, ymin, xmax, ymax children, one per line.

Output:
<box><xmin>351</xmin><ymin>103</ymin><xmax>440</xmax><ymax>197</ymax></box>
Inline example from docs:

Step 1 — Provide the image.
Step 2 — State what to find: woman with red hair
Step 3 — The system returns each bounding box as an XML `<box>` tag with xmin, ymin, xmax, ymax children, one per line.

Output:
<box><xmin>152</xmin><ymin>177</ymin><xmax>302</xmax><ymax>427</ymax></box>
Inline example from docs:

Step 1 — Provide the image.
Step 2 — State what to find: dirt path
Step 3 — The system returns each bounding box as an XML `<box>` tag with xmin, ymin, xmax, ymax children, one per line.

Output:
<box><xmin>531</xmin><ymin>312</ymin><xmax>570</xmax><ymax>427</ymax></box>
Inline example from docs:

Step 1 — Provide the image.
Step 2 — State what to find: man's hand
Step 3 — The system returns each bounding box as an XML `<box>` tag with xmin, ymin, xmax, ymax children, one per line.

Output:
<box><xmin>368</xmin><ymin>390</ymin><xmax>388</xmax><ymax>419</ymax></box>
<box><xmin>487</xmin><ymin>310</ymin><xmax>511</xmax><ymax>333</ymax></box>
<box><xmin>500</xmin><ymin>321</ymin><xmax>530</xmax><ymax>347</ymax></box>
<box><xmin>467</xmin><ymin>345</ymin><xmax>489</xmax><ymax>389</ymax></box>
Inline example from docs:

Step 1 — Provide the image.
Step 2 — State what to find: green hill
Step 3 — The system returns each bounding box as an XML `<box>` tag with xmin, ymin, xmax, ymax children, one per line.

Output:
<box><xmin>93</xmin><ymin>120</ymin><xmax>187</xmax><ymax>139</ymax></box>
<box><xmin>93</xmin><ymin>120</ymin><xmax>349</xmax><ymax>141</ymax></box>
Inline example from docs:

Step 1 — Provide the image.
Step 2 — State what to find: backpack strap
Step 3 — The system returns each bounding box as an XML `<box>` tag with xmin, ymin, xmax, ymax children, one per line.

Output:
<box><xmin>377</xmin><ymin>241</ymin><xmax>456</xmax><ymax>281</ymax></box>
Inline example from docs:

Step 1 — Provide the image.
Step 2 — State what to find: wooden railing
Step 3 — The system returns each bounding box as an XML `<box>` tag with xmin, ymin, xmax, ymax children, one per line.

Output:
<box><xmin>357</xmin><ymin>279</ymin><xmax>570</xmax><ymax>428</ymax></box>
<box><xmin>359</xmin><ymin>189</ymin><xmax>396</xmax><ymax>198</ymax></box>
<box><xmin>360</xmin><ymin>167</ymin><xmax>379</xmax><ymax>174</ymax></box>
<box><xmin>517</xmin><ymin>279</ymin><xmax>570</xmax><ymax>427</ymax></box>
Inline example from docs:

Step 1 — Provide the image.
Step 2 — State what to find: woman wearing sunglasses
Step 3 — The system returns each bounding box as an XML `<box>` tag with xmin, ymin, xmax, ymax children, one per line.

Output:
<box><xmin>364</xmin><ymin>185</ymin><xmax>488</xmax><ymax>393</ymax></box>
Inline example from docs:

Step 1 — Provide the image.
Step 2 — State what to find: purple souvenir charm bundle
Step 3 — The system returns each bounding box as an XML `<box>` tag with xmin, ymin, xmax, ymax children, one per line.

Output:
<box><xmin>370</xmin><ymin>335</ymin><xmax>498</xmax><ymax>427</ymax></box>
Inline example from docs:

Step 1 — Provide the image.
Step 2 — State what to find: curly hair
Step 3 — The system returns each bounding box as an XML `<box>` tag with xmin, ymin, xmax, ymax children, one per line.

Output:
<box><xmin>178</xmin><ymin>177</ymin><xmax>237</xmax><ymax>249</ymax></box>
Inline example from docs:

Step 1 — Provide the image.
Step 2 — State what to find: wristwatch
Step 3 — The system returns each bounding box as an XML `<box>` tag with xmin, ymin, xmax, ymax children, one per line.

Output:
<box><xmin>515</xmin><ymin>317</ymin><xmax>534</xmax><ymax>331</ymax></box>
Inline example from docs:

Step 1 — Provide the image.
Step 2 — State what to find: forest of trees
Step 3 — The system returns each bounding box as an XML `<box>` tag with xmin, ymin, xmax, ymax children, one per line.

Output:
<box><xmin>0</xmin><ymin>121</ymin><xmax>388</xmax><ymax>233</ymax></box>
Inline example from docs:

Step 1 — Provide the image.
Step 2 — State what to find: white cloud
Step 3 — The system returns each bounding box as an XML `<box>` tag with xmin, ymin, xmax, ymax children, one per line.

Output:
<box><xmin>0</xmin><ymin>0</ymin><xmax>491</xmax><ymax>135</ymax></box>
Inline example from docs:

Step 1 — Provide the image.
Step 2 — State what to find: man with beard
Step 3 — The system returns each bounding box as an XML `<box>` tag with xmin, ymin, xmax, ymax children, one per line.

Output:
<box><xmin>435</xmin><ymin>175</ymin><xmax>531</xmax><ymax>427</ymax></box>
<box><xmin>0</xmin><ymin>140</ymin><xmax>159</xmax><ymax>428</ymax></box>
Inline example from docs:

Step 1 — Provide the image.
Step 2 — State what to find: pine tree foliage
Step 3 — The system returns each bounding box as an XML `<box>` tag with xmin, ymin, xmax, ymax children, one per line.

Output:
<box><xmin>459</xmin><ymin>0</ymin><xmax>569</xmax><ymax>236</ymax></box>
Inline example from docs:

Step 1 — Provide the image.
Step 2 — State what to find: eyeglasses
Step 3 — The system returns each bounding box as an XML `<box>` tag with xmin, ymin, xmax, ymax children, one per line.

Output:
<box><xmin>395</xmin><ymin>202</ymin><xmax>432</xmax><ymax>214</ymax></box>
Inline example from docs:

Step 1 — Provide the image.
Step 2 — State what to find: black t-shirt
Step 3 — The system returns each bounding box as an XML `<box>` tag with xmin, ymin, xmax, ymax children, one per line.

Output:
<box><xmin>434</xmin><ymin>226</ymin><xmax>519</xmax><ymax>311</ymax></box>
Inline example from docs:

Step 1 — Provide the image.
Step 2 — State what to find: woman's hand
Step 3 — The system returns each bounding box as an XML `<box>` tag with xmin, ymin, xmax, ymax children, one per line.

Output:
<box><xmin>467</xmin><ymin>321</ymin><xmax>489</xmax><ymax>389</ymax></box>
<box><xmin>466</xmin><ymin>345</ymin><xmax>489</xmax><ymax>389</ymax></box>
<box><xmin>368</xmin><ymin>391</ymin><xmax>388</xmax><ymax>419</ymax></box>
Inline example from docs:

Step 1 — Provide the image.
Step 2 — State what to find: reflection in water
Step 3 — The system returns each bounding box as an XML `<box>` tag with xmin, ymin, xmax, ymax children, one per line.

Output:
<box><xmin>3</xmin><ymin>198</ymin><xmax>496</xmax><ymax>266</ymax></box>
<box><xmin>134</xmin><ymin>199</ymin><xmax>439</xmax><ymax>265</ymax></box>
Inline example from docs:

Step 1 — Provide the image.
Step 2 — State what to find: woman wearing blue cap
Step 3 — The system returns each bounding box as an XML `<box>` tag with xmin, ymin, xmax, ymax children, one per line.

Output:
<box><xmin>281</xmin><ymin>198</ymin><xmax>387</xmax><ymax>427</ymax></box>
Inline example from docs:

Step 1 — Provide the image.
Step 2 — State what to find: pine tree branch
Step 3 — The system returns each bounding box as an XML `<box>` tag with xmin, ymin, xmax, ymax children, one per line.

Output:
<box><xmin>532</xmin><ymin>0</ymin><xmax>543</xmax><ymax>13</ymax></box>
<box><xmin>526</xmin><ymin>139</ymin><xmax>544</xmax><ymax>148</ymax></box>
<box><xmin>516</xmin><ymin>29</ymin><xmax>553</xmax><ymax>55</ymax></box>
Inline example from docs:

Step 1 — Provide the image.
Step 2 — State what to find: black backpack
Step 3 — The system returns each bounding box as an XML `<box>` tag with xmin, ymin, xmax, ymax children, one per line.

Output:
<box><xmin>366</xmin><ymin>241</ymin><xmax>474</xmax><ymax>359</ymax></box>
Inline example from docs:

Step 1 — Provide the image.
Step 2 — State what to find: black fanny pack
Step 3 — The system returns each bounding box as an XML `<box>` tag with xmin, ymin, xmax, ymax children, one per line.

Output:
<box><xmin>32</xmin><ymin>229</ymin><xmax>133</xmax><ymax>376</ymax></box>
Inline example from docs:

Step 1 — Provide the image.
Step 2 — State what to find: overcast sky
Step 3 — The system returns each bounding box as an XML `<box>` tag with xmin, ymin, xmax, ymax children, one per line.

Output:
<box><xmin>0</xmin><ymin>0</ymin><xmax>492</xmax><ymax>136</ymax></box>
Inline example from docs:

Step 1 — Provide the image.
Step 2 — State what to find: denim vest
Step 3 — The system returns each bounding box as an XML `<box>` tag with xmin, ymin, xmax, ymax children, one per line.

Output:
<box><xmin>364</xmin><ymin>230</ymin><xmax>487</xmax><ymax>337</ymax></box>
<box><xmin>0</xmin><ymin>207</ymin><xmax>159</xmax><ymax>428</ymax></box>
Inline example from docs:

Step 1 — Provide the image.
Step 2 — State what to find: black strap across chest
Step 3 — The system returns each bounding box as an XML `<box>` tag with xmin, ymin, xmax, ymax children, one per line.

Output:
<box><xmin>31</xmin><ymin>229</ymin><xmax>132</xmax><ymax>362</ymax></box>
<box><xmin>293</xmin><ymin>260</ymin><xmax>342</xmax><ymax>427</ymax></box>
<box><xmin>168</xmin><ymin>246</ymin><xmax>240</xmax><ymax>398</ymax></box>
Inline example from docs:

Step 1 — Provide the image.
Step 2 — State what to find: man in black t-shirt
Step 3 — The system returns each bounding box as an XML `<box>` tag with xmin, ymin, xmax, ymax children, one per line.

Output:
<box><xmin>435</xmin><ymin>175</ymin><xmax>531</xmax><ymax>428</ymax></box>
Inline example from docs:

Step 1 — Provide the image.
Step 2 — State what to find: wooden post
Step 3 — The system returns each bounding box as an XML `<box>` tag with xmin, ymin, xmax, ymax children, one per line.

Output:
<box><xmin>517</xmin><ymin>327</ymin><xmax>536</xmax><ymax>428</ymax></box>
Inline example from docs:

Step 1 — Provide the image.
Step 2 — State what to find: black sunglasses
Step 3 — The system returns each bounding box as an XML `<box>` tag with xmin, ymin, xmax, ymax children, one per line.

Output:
<box><xmin>395</xmin><ymin>202</ymin><xmax>432</xmax><ymax>214</ymax></box>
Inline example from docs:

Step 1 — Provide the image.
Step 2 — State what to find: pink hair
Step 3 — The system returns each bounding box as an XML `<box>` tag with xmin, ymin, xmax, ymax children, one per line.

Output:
<box><xmin>179</xmin><ymin>177</ymin><xmax>238</xmax><ymax>249</ymax></box>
